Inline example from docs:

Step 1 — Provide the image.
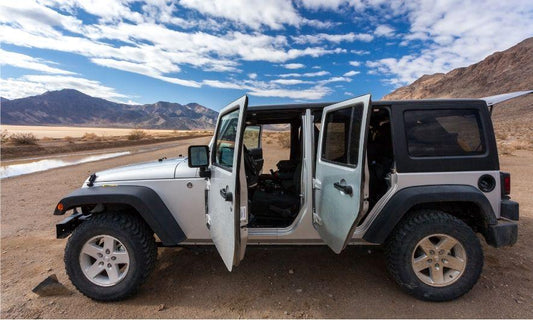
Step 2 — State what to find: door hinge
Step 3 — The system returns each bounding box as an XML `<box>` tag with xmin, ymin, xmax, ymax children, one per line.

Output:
<box><xmin>240</xmin><ymin>206</ymin><xmax>247</xmax><ymax>223</ymax></box>
<box><xmin>313</xmin><ymin>178</ymin><xmax>322</xmax><ymax>190</ymax></box>
<box><xmin>312</xmin><ymin>210</ymin><xmax>322</xmax><ymax>225</ymax></box>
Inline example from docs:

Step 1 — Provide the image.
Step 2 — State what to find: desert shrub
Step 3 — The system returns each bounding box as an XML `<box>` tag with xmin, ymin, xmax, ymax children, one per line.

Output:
<box><xmin>10</xmin><ymin>132</ymin><xmax>38</xmax><ymax>145</ymax></box>
<box><xmin>64</xmin><ymin>136</ymin><xmax>75</xmax><ymax>143</ymax></box>
<box><xmin>40</xmin><ymin>136</ymin><xmax>54</xmax><ymax>141</ymax></box>
<box><xmin>1</xmin><ymin>130</ymin><xmax>9</xmax><ymax>143</ymax></box>
<box><xmin>127</xmin><ymin>129</ymin><xmax>149</xmax><ymax>140</ymax></box>
<box><xmin>276</xmin><ymin>132</ymin><xmax>291</xmax><ymax>148</ymax></box>
<box><xmin>81</xmin><ymin>132</ymin><xmax>99</xmax><ymax>141</ymax></box>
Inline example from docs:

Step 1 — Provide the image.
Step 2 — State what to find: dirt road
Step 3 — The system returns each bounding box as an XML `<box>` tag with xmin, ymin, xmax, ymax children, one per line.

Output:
<box><xmin>1</xmin><ymin>137</ymin><xmax>532</xmax><ymax>318</ymax></box>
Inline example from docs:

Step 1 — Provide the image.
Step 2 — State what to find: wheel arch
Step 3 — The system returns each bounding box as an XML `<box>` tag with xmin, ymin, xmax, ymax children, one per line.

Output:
<box><xmin>363</xmin><ymin>185</ymin><xmax>497</xmax><ymax>244</ymax></box>
<box><xmin>55</xmin><ymin>185</ymin><xmax>186</xmax><ymax>246</ymax></box>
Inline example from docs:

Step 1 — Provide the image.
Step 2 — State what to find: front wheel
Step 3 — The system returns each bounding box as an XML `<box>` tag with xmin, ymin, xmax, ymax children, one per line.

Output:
<box><xmin>64</xmin><ymin>213</ymin><xmax>157</xmax><ymax>301</ymax></box>
<box><xmin>385</xmin><ymin>210</ymin><xmax>483</xmax><ymax>301</ymax></box>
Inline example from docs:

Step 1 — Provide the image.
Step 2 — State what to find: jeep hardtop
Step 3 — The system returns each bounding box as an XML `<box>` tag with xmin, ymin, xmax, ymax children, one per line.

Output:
<box><xmin>54</xmin><ymin>92</ymin><xmax>526</xmax><ymax>302</ymax></box>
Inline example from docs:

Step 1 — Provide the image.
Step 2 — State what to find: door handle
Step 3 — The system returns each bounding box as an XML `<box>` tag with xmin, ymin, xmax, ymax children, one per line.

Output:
<box><xmin>220</xmin><ymin>186</ymin><xmax>233</xmax><ymax>202</ymax></box>
<box><xmin>334</xmin><ymin>182</ymin><xmax>353</xmax><ymax>196</ymax></box>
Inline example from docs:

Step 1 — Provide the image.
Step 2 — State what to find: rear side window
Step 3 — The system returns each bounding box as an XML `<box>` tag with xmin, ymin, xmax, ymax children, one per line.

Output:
<box><xmin>404</xmin><ymin>109</ymin><xmax>486</xmax><ymax>157</ymax></box>
<box><xmin>321</xmin><ymin>105</ymin><xmax>363</xmax><ymax>166</ymax></box>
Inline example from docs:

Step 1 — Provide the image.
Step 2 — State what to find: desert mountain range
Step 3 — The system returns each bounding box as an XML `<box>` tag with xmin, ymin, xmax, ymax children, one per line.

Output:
<box><xmin>1</xmin><ymin>89</ymin><xmax>218</xmax><ymax>130</ymax></box>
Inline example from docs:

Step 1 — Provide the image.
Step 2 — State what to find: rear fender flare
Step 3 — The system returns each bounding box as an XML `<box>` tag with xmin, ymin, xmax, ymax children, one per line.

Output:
<box><xmin>55</xmin><ymin>185</ymin><xmax>185</xmax><ymax>246</ymax></box>
<box><xmin>362</xmin><ymin>185</ymin><xmax>497</xmax><ymax>244</ymax></box>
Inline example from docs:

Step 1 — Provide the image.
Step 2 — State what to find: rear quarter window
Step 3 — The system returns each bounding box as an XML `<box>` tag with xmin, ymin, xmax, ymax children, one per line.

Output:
<box><xmin>404</xmin><ymin>109</ymin><xmax>486</xmax><ymax>157</ymax></box>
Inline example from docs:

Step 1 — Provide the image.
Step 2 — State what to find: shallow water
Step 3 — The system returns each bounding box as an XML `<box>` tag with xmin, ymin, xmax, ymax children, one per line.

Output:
<box><xmin>0</xmin><ymin>151</ymin><xmax>130</xmax><ymax>179</ymax></box>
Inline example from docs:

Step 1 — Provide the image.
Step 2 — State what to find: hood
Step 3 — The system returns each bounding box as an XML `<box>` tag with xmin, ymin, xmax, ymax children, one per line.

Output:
<box><xmin>93</xmin><ymin>157</ymin><xmax>199</xmax><ymax>182</ymax></box>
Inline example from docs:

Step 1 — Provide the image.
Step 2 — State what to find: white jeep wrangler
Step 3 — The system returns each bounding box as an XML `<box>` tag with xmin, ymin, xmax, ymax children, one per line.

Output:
<box><xmin>54</xmin><ymin>93</ymin><xmax>524</xmax><ymax>302</ymax></box>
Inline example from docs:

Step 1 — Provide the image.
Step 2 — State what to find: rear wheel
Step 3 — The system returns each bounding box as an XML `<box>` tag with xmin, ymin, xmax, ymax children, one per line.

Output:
<box><xmin>385</xmin><ymin>210</ymin><xmax>483</xmax><ymax>301</ymax></box>
<box><xmin>65</xmin><ymin>213</ymin><xmax>157</xmax><ymax>301</ymax></box>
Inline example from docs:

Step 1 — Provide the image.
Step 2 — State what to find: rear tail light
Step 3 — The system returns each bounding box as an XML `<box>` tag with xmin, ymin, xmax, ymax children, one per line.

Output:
<box><xmin>501</xmin><ymin>172</ymin><xmax>511</xmax><ymax>196</ymax></box>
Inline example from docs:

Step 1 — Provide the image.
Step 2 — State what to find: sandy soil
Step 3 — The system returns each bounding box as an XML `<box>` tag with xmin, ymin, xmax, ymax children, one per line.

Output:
<box><xmin>1</xmin><ymin>137</ymin><xmax>532</xmax><ymax>318</ymax></box>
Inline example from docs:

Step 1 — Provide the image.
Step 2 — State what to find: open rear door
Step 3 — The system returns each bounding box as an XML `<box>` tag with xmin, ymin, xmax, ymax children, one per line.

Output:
<box><xmin>207</xmin><ymin>95</ymin><xmax>248</xmax><ymax>271</ymax></box>
<box><xmin>313</xmin><ymin>94</ymin><xmax>371</xmax><ymax>253</ymax></box>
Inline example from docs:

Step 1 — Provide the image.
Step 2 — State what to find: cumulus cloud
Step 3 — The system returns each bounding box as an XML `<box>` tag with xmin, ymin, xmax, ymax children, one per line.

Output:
<box><xmin>366</xmin><ymin>0</ymin><xmax>533</xmax><ymax>85</ymax></box>
<box><xmin>292</xmin><ymin>32</ymin><xmax>373</xmax><ymax>44</ymax></box>
<box><xmin>278</xmin><ymin>70</ymin><xmax>330</xmax><ymax>78</ymax></box>
<box><xmin>349</xmin><ymin>61</ymin><xmax>361</xmax><ymax>67</ymax></box>
<box><xmin>374</xmin><ymin>25</ymin><xmax>395</xmax><ymax>37</ymax></box>
<box><xmin>282</xmin><ymin>63</ymin><xmax>305</xmax><ymax>69</ymax></box>
<box><xmin>0</xmin><ymin>75</ymin><xmax>129</xmax><ymax>101</ymax></box>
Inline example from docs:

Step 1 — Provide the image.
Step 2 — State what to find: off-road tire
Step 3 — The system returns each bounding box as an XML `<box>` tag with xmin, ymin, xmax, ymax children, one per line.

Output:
<box><xmin>385</xmin><ymin>210</ymin><xmax>483</xmax><ymax>301</ymax></box>
<box><xmin>65</xmin><ymin>212</ymin><xmax>157</xmax><ymax>301</ymax></box>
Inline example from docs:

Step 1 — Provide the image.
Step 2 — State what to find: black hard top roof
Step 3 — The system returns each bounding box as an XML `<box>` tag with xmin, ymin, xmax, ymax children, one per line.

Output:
<box><xmin>248</xmin><ymin>98</ymin><xmax>487</xmax><ymax>112</ymax></box>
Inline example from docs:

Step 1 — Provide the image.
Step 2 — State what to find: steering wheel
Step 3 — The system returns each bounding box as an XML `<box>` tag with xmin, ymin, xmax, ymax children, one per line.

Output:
<box><xmin>243</xmin><ymin>146</ymin><xmax>259</xmax><ymax>186</ymax></box>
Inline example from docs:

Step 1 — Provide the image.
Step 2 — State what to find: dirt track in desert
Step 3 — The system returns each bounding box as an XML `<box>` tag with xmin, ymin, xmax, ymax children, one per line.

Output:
<box><xmin>1</xmin><ymin>136</ymin><xmax>532</xmax><ymax>318</ymax></box>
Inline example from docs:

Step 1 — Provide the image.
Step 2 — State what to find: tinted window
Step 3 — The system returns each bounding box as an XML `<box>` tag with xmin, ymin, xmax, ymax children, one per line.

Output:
<box><xmin>214</xmin><ymin>109</ymin><xmax>239</xmax><ymax>170</ymax></box>
<box><xmin>404</xmin><ymin>109</ymin><xmax>485</xmax><ymax>157</ymax></box>
<box><xmin>321</xmin><ymin>105</ymin><xmax>363</xmax><ymax>166</ymax></box>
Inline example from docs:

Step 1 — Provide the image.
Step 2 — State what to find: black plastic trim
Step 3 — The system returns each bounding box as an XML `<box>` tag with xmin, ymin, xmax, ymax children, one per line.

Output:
<box><xmin>363</xmin><ymin>185</ymin><xmax>497</xmax><ymax>244</ymax></box>
<box><xmin>500</xmin><ymin>199</ymin><xmax>519</xmax><ymax>221</ymax></box>
<box><xmin>53</xmin><ymin>186</ymin><xmax>186</xmax><ymax>246</ymax></box>
<box><xmin>485</xmin><ymin>219</ymin><xmax>518</xmax><ymax>247</ymax></box>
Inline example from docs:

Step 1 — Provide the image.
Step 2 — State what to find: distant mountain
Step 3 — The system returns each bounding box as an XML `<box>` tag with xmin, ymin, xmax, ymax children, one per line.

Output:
<box><xmin>383</xmin><ymin>37</ymin><xmax>533</xmax><ymax>143</ymax></box>
<box><xmin>0</xmin><ymin>89</ymin><xmax>218</xmax><ymax>129</ymax></box>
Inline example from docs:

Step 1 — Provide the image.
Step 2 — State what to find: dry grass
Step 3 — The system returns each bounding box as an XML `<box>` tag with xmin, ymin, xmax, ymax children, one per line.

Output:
<box><xmin>127</xmin><ymin>129</ymin><xmax>150</xmax><ymax>140</ymax></box>
<box><xmin>1</xmin><ymin>129</ymin><xmax>9</xmax><ymax>144</ymax></box>
<box><xmin>9</xmin><ymin>132</ymin><xmax>38</xmax><ymax>145</ymax></box>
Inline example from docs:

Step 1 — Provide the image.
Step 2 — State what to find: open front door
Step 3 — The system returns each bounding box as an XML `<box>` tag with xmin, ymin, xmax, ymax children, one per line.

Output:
<box><xmin>207</xmin><ymin>95</ymin><xmax>248</xmax><ymax>271</ymax></box>
<box><xmin>314</xmin><ymin>94</ymin><xmax>371</xmax><ymax>253</ymax></box>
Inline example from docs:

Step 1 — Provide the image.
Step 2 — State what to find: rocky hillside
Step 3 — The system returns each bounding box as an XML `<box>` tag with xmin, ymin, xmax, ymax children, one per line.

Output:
<box><xmin>0</xmin><ymin>89</ymin><xmax>218</xmax><ymax>130</ymax></box>
<box><xmin>383</xmin><ymin>37</ymin><xmax>533</xmax><ymax>152</ymax></box>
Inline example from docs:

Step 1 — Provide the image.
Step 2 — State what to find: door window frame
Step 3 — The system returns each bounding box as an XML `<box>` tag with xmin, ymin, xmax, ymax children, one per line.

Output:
<box><xmin>211</xmin><ymin>107</ymin><xmax>241</xmax><ymax>172</ymax></box>
<box><xmin>320</xmin><ymin>103</ymin><xmax>364</xmax><ymax>169</ymax></box>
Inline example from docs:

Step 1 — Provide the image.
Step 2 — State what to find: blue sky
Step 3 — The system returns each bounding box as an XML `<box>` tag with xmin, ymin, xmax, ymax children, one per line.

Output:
<box><xmin>1</xmin><ymin>0</ymin><xmax>532</xmax><ymax>110</ymax></box>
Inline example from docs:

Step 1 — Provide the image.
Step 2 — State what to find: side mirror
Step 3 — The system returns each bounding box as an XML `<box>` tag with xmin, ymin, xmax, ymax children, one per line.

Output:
<box><xmin>188</xmin><ymin>145</ymin><xmax>209</xmax><ymax>168</ymax></box>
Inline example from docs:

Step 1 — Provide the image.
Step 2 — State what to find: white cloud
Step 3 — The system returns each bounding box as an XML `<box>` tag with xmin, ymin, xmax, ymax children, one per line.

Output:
<box><xmin>0</xmin><ymin>75</ymin><xmax>128</xmax><ymax>101</ymax></box>
<box><xmin>0</xmin><ymin>49</ymin><xmax>75</xmax><ymax>75</ymax></box>
<box><xmin>374</xmin><ymin>24</ymin><xmax>395</xmax><ymax>37</ymax></box>
<box><xmin>351</xmin><ymin>49</ymin><xmax>370</xmax><ymax>55</ymax></box>
<box><xmin>349</xmin><ymin>61</ymin><xmax>361</xmax><ymax>67</ymax></box>
<box><xmin>343</xmin><ymin>70</ymin><xmax>360</xmax><ymax>77</ymax></box>
<box><xmin>282</xmin><ymin>63</ymin><xmax>305</xmax><ymax>69</ymax></box>
<box><xmin>248</xmin><ymin>73</ymin><xmax>258</xmax><ymax>79</ymax></box>
<box><xmin>271</xmin><ymin>79</ymin><xmax>311</xmax><ymax>85</ymax></box>
<box><xmin>249</xmin><ymin>86</ymin><xmax>331</xmax><ymax>99</ymax></box>
<box><xmin>179</xmin><ymin>0</ymin><xmax>301</xmax><ymax>30</ymax></box>
<box><xmin>366</xmin><ymin>0</ymin><xmax>533</xmax><ymax>85</ymax></box>
<box><xmin>278</xmin><ymin>71</ymin><xmax>330</xmax><ymax>78</ymax></box>
<box><xmin>292</xmin><ymin>32</ymin><xmax>373</xmax><ymax>44</ymax></box>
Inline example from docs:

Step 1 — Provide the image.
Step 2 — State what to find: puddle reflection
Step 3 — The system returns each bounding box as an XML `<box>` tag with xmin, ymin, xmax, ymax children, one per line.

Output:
<box><xmin>0</xmin><ymin>151</ymin><xmax>130</xmax><ymax>179</ymax></box>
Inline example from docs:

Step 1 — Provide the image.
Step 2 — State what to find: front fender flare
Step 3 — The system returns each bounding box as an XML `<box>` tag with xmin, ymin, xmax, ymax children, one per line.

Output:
<box><xmin>54</xmin><ymin>185</ymin><xmax>186</xmax><ymax>246</ymax></box>
<box><xmin>362</xmin><ymin>185</ymin><xmax>497</xmax><ymax>244</ymax></box>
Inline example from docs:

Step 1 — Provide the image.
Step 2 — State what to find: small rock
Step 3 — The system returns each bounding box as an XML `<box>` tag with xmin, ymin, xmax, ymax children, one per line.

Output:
<box><xmin>158</xmin><ymin>304</ymin><xmax>166</xmax><ymax>311</ymax></box>
<box><xmin>288</xmin><ymin>269</ymin><xmax>294</xmax><ymax>274</ymax></box>
<box><xmin>295</xmin><ymin>289</ymin><xmax>302</xmax><ymax>293</ymax></box>
<box><xmin>47</xmin><ymin>268</ymin><xmax>53</xmax><ymax>272</ymax></box>
<box><xmin>328</xmin><ymin>294</ymin><xmax>333</xmax><ymax>298</ymax></box>
<box><xmin>32</xmin><ymin>274</ymin><xmax>70</xmax><ymax>297</ymax></box>
<box><xmin>284</xmin><ymin>311</ymin><xmax>289</xmax><ymax>315</ymax></box>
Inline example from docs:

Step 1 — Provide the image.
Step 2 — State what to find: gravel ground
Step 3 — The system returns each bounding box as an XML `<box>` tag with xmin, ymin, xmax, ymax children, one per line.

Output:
<box><xmin>1</xmin><ymin>137</ymin><xmax>532</xmax><ymax>318</ymax></box>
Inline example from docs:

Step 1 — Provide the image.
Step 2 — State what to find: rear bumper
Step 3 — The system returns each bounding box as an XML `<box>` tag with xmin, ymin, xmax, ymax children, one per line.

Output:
<box><xmin>485</xmin><ymin>219</ymin><xmax>518</xmax><ymax>247</ymax></box>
